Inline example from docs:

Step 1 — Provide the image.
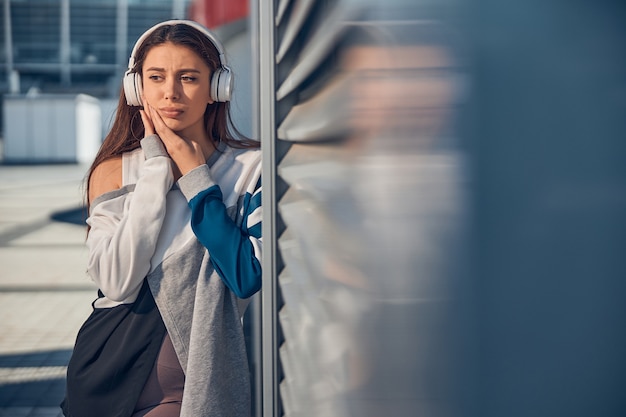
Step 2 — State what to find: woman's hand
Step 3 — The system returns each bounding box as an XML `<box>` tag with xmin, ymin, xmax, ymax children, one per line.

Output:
<box><xmin>139</xmin><ymin>107</ymin><xmax>156</xmax><ymax>137</ymax></box>
<box><xmin>142</xmin><ymin>103</ymin><xmax>207</xmax><ymax>178</ymax></box>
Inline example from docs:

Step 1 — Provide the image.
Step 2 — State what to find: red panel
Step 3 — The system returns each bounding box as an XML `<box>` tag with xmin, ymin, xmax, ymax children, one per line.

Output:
<box><xmin>188</xmin><ymin>0</ymin><xmax>249</xmax><ymax>29</ymax></box>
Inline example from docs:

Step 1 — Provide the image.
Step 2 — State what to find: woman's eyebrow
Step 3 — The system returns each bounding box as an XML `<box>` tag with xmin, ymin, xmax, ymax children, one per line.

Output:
<box><xmin>145</xmin><ymin>67</ymin><xmax>202</xmax><ymax>73</ymax></box>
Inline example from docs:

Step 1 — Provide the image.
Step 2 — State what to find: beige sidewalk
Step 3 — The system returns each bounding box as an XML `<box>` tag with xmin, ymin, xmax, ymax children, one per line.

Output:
<box><xmin>0</xmin><ymin>163</ymin><xmax>97</xmax><ymax>417</ymax></box>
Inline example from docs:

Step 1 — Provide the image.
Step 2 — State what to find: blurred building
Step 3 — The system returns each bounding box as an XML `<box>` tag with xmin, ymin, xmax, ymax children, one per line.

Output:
<box><xmin>0</xmin><ymin>0</ymin><xmax>253</xmax><ymax>161</ymax></box>
<box><xmin>0</xmin><ymin>0</ymin><xmax>192</xmax><ymax>97</ymax></box>
<box><xmin>0</xmin><ymin>0</ymin><xmax>189</xmax><ymax>149</ymax></box>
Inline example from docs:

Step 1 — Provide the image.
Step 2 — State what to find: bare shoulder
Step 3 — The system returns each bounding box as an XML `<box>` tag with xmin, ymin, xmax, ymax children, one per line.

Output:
<box><xmin>89</xmin><ymin>156</ymin><xmax>123</xmax><ymax>204</ymax></box>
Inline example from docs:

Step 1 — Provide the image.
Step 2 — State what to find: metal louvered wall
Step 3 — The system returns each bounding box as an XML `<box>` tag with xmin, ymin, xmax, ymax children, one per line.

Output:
<box><xmin>256</xmin><ymin>1</ymin><xmax>470</xmax><ymax>416</ymax></box>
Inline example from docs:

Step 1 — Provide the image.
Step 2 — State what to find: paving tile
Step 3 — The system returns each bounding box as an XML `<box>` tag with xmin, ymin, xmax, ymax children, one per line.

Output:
<box><xmin>27</xmin><ymin>408</ymin><xmax>64</xmax><ymax>417</ymax></box>
<box><xmin>0</xmin><ymin>407</ymin><xmax>33</xmax><ymax>417</ymax></box>
<box><xmin>0</xmin><ymin>164</ymin><xmax>91</xmax><ymax>415</ymax></box>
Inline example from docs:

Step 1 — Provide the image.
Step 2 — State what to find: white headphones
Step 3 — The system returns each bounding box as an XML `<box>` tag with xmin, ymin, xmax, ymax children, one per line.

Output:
<box><xmin>123</xmin><ymin>19</ymin><xmax>232</xmax><ymax>106</ymax></box>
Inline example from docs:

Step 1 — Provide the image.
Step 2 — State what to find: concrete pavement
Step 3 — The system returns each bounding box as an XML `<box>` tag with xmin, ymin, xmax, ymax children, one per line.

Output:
<box><xmin>0</xmin><ymin>163</ymin><xmax>97</xmax><ymax>417</ymax></box>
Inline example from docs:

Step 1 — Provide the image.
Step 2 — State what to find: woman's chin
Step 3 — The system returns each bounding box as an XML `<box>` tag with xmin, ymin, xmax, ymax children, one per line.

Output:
<box><xmin>161</xmin><ymin>119</ymin><xmax>183</xmax><ymax>130</ymax></box>
<box><xmin>164</xmin><ymin>122</ymin><xmax>192</xmax><ymax>136</ymax></box>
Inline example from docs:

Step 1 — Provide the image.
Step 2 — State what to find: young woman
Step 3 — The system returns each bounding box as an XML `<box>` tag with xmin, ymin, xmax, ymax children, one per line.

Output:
<box><xmin>62</xmin><ymin>20</ymin><xmax>262</xmax><ymax>417</ymax></box>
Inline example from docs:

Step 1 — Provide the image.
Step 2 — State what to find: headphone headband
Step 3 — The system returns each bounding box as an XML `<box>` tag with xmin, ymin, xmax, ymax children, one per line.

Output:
<box><xmin>123</xmin><ymin>19</ymin><xmax>232</xmax><ymax>105</ymax></box>
<box><xmin>127</xmin><ymin>19</ymin><xmax>228</xmax><ymax>70</ymax></box>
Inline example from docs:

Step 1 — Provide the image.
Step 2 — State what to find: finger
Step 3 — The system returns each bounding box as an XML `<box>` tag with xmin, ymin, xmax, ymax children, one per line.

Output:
<box><xmin>147</xmin><ymin>104</ymin><xmax>167</xmax><ymax>134</ymax></box>
<box><xmin>139</xmin><ymin>109</ymin><xmax>155</xmax><ymax>136</ymax></box>
<box><xmin>148</xmin><ymin>105</ymin><xmax>176</xmax><ymax>143</ymax></box>
<box><xmin>139</xmin><ymin>97</ymin><xmax>152</xmax><ymax>124</ymax></box>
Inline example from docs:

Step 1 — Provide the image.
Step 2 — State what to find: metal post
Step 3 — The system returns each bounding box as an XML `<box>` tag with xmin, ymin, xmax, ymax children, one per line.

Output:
<box><xmin>249</xmin><ymin>2</ymin><xmax>262</xmax><ymax>416</ymax></box>
<box><xmin>116</xmin><ymin>0</ymin><xmax>128</xmax><ymax>76</ymax></box>
<box><xmin>60</xmin><ymin>0</ymin><xmax>71</xmax><ymax>85</ymax></box>
<box><xmin>4</xmin><ymin>0</ymin><xmax>18</xmax><ymax>93</ymax></box>
<box><xmin>257</xmin><ymin>1</ymin><xmax>278</xmax><ymax>416</ymax></box>
<box><xmin>171</xmin><ymin>0</ymin><xmax>186</xmax><ymax>20</ymax></box>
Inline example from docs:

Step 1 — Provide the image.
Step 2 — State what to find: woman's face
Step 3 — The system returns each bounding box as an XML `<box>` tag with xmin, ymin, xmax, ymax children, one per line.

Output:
<box><xmin>141</xmin><ymin>42</ymin><xmax>214</xmax><ymax>139</ymax></box>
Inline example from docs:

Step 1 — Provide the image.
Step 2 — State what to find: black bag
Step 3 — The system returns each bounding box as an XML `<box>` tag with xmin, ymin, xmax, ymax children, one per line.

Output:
<box><xmin>61</xmin><ymin>280</ymin><xmax>166</xmax><ymax>417</ymax></box>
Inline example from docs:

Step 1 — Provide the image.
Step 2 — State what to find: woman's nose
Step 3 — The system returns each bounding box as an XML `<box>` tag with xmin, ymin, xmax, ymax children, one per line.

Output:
<box><xmin>163</xmin><ymin>78</ymin><xmax>180</xmax><ymax>101</ymax></box>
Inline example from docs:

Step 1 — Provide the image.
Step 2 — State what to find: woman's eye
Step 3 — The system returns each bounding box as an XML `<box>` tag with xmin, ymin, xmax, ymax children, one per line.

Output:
<box><xmin>148</xmin><ymin>75</ymin><xmax>162</xmax><ymax>81</ymax></box>
<box><xmin>181</xmin><ymin>76</ymin><xmax>197</xmax><ymax>82</ymax></box>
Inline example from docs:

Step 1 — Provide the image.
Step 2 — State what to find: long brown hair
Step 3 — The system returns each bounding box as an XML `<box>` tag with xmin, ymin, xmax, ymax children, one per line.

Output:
<box><xmin>86</xmin><ymin>22</ymin><xmax>259</xmax><ymax>204</ymax></box>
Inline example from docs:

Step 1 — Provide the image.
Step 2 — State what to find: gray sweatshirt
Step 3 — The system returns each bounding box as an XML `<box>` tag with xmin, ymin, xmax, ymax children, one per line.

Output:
<box><xmin>86</xmin><ymin>135</ymin><xmax>262</xmax><ymax>416</ymax></box>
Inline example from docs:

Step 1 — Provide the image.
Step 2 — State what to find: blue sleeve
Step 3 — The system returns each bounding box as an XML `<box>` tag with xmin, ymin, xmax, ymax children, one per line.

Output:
<box><xmin>179</xmin><ymin>164</ymin><xmax>262</xmax><ymax>299</ymax></box>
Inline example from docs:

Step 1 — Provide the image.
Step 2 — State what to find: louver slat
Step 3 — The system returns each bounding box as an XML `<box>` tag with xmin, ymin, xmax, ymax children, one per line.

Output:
<box><xmin>277</xmin><ymin>75</ymin><xmax>351</xmax><ymax>141</ymax></box>
<box><xmin>276</xmin><ymin>0</ymin><xmax>317</xmax><ymax>63</ymax></box>
<box><xmin>275</xmin><ymin>2</ymin><xmax>361</xmax><ymax>100</ymax></box>
<box><xmin>276</xmin><ymin>0</ymin><xmax>293</xmax><ymax>27</ymax></box>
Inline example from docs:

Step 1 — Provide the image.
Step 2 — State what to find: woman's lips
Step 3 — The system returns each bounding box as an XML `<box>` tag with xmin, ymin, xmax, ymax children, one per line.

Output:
<box><xmin>159</xmin><ymin>107</ymin><xmax>184</xmax><ymax>118</ymax></box>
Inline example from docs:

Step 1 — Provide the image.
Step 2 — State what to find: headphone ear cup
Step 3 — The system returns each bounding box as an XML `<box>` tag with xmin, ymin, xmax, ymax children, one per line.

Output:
<box><xmin>211</xmin><ymin>67</ymin><xmax>232</xmax><ymax>102</ymax></box>
<box><xmin>123</xmin><ymin>71</ymin><xmax>143</xmax><ymax>106</ymax></box>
